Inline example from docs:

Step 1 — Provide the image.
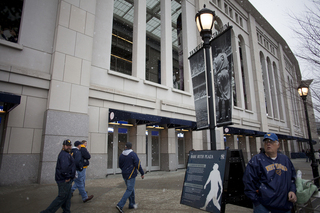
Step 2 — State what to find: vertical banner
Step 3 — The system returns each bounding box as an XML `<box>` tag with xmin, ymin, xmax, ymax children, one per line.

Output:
<box><xmin>189</xmin><ymin>47</ymin><xmax>209</xmax><ymax>130</ymax></box>
<box><xmin>180</xmin><ymin>150</ymin><xmax>227</xmax><ymax>212</ymax></box>
<box><xmin>210</xmin><ymin>27</ymin><xmax>233</xmax><ymax>126</ymax></box>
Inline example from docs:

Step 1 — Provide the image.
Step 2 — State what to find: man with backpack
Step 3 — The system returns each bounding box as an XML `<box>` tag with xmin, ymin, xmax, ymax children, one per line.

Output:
<box><xmin>71</xmin><ymin>141</ymin><xmax>93</xmax><ymax>203</ymax></box>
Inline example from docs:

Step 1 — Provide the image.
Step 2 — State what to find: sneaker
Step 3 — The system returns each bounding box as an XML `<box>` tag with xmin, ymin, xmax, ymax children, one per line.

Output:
<box><xmin>83</xmin><ymin>195</ymin><xmax>94</xmax><ymax>203</ymax></box>
<box><xmin>129</xmin><ymin>204</ymin><xmax>138</xmax><ymax>209</ymax></box>
<box><xmin>116</xmin><ymin>205</ymin><xmax>124</xmax><ymax>213</ymax></box>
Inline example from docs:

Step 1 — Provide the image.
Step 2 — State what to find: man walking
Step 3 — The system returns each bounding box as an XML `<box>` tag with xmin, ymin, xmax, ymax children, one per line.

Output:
<box><xmin>80</xmin><ymin>140</ymin><xmax>91</xmax><ymax>187</ymax></box>
<box><xmin>71</xmin><ymin>141</ymin><xmax>93</xmax><ymax>203</ymax></box>
<box><xmin>243</xmin><ymin>133</ymin><xmax>297</xmax><ymax>213</ymax></box>
<box><xmin>116</xmin><ymin>142</ymin><xmax>144</xmax><ymax>213</ymax></box>
<box><xmin>41</xmin><ymin>139</ymin><xmax>75</xmax><ymax>213</ymax></box>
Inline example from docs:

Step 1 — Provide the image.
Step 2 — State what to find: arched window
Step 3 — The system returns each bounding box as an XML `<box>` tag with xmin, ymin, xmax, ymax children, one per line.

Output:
<box><xmin>238</xmin><ymin>35</ymin><xmax>249</xmax><ymax>110</ymax></box>
<box><xmin>267</xmin><ymin>57</ymin><xmax>277</xmax><ymax>118</ymax></box>
<box><xmin>260</xmin><ymin>52</ymin><xmax>270</xmax><ymax>115</ymax></box>
<box><xmin>288</xmin><ymin>77</ymin><xmax>299</xmax><ymax>125</ymax></box>
<box><xmin>273</xmin><ymin>62</ymin><xmax>284</xmax><ymax>120</ymax></box>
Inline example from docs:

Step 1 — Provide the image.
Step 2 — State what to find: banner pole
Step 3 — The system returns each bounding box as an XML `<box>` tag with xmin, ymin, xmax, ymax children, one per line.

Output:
<box><xmin>203</xmin><ymin>34</ymin><xmax>216</xmax><ymax>150</ymax></box>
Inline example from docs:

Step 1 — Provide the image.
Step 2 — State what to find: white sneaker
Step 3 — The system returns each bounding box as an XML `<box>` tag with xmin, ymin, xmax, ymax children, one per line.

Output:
<box><xmin>133</xmin><ymin>204</ymin><xmax>138</xmax><ymax>209</ymax></box>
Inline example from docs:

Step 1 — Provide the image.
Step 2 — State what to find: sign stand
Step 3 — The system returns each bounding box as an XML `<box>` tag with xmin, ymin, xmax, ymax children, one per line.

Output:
<box><xmin>220</xmin><ymin>149</ymin><xmax>252</xmax><ymax>212</ymax></box>
<box><xmin>180</xmin><ymin>149</ymin><xmax>252</xmax><ymax>212</ymax></box>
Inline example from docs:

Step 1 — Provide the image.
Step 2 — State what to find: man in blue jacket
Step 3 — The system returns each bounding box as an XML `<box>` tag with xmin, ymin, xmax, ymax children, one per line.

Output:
<box><xmin>71</xmin><ymin>141</ymin><xmax>93</xmax><ymax>203</ymax></box>
<box><xmin>243</xmin><ymin>133</ymin><xmax>297</xmax><ymax>213</ymax></box>
<box><xmin>41</xmin><ymin>139</ymin><xmax>75</xmax><ymax>213</ymax></box>
<box><xmin>116</xmin><ymin>142</ymin><xmax>145</xmax><ymax>213</ymax></box>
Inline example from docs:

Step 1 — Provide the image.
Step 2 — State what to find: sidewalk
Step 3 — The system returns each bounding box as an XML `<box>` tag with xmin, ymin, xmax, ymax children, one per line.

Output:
<box><xmin>0</xmin><ymin>158</ymin><xmax>315</xmax><ymax>213</ymax></box>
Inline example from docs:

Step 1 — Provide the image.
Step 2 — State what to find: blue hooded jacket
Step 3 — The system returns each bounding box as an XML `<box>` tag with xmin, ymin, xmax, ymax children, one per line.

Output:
<box><xmin>119</xmin><ymin>149</ymin><xmax>144</xmax><ymax>179</ymax></box>
<box><xmin>55</xmin><ymin>149</ymin><xmax>76</xmax><ymax>183</ymax></box>
<box><xmin>71</xmin><ymin>147</ymin><xmax>83</xmax><ymax>171</ymax></box>
<box><xmin>243</xmin><ymin>152</ymin><xmax>296</xmax><ymax>213</ymax></box>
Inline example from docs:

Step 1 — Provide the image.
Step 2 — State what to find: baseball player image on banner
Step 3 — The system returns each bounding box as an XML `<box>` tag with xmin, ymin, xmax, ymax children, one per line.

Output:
<box><xmin>189</xmin><ymin>47</ymin><xmax>209</xmax><ymax>130</ymax></box>
<box><xmin>210</xmin><ymin>27</ymin><xmax>233</xmax><ymax>127</ymax></box>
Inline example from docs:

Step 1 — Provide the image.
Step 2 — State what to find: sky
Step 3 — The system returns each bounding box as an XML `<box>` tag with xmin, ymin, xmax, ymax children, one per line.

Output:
<box><xmin>248</xmin><ymin>0</ymin><xmax>313</xmax><ymax>79</ymax></box>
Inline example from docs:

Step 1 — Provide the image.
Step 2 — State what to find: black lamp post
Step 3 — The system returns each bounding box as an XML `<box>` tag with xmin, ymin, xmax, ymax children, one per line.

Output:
<box><xmin>298</xmin><ymin>83</ymin><xmax>320</xmax><ymax>187</ymax></box>
<box><xmin>195</xmin><ymin>5</ymin><xmax>216</xmax><ymax>150</ymax></box>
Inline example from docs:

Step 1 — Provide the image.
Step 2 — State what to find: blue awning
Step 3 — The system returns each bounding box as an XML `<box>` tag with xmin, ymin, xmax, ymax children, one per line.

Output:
<box><xmin>0</xmin><ymin>92</ymin><xmax>21</xmax><ymax>112</ymax></box>
<box><xmin>223</xmin><ymin>126</ymin><xmax>316</xmax><ymax>144</ymax></box>
<box><xmin>109</xmin><ymin>109</ymin><xmax>197</xmax><ymax>129</ymax></box>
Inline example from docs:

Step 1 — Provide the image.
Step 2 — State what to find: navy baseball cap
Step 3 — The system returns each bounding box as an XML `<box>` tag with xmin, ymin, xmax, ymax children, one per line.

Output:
<box><xmin>263</xmin><ymin>133</ymin><xmax>278</xmax><ymax>142</ymax></box>
<box><xmin>74</xmin><ymin>141</ymin><xmax>82</xmax><ymax>147</ymax></box>
<box><xmin>63</xmin><ymin>139</ymin><xmax>72</xmax><ymax>146</ymax></box>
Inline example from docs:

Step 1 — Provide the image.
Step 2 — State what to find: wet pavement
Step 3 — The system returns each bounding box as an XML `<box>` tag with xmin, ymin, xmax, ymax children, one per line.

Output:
<box><xmin>0</xmin><ymin>158</ymin><xmax>315</xmax><ymax>213</ymax></box>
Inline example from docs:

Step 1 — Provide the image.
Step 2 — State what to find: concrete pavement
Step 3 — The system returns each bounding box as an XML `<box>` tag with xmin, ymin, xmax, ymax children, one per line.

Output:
<box><xmin>0</xmin><ymin>158</ymin><xmax>315</xmax><ymax>213</ymax></box>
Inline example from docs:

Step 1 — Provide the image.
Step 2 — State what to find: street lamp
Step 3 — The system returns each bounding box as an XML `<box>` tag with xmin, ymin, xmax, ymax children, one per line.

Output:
<box><xmin>298</xmin><ymin>82</ymin><xmax>320</xmax><ymax>187</ymax></box>
<box><xmin>195</xmin><ymin>5</ymin><xmax>216</xmax><ymax>150</ymax></box>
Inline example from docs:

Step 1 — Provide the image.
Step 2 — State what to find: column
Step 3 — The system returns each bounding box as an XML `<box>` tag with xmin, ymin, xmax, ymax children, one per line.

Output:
<box><xmin>132</xmin><ymin>0</ymin><xmax>146</xmax><ymax>79</ymax></box>
<box><xmin>160</xmin><ymin>0</ymin><xmax>173</xmax><ymax>87</ymax></box>
<box><xmin>160</xmin><ymin>128</ymin><xmax>177</xmax><ymax>171</ymax></box>
<box><xmin>39</xmin><ymin>0</ymin><xmax>95</xmax><ymax>183</ymax></box>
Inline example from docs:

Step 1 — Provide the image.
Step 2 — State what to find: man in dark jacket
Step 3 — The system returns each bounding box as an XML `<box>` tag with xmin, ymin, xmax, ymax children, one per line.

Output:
<box><xmin>116</xmin><ymin>142</ymin><xmax>144</xmax><ymax>213</ymax></box>
<box><xmin>71</xmin><ymin>140</ymin><xmax>92</xmax><ymax>195</ymax></box>
<box><xmin>80</xmin><ymin>140</ymin><xmax>90</xmax><ymax>187</ymax></box>
<box><xmin>243</xmin><ymin>133</ymin><xmax>297</xmax><ymax>213</ymax></box>
<box><xmin>41</xmin><ymin>139</ymin><xmax>75</xmax><ymax>213</ymax></box>
<box><xmin>71</xmin><ymin>141</ymin><xmax>93</xmax><ymax>203</ymax></box>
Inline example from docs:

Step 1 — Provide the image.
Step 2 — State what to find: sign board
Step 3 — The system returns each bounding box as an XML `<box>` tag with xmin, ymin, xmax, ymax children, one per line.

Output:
<box><xmin>181</xmin><ymin>150</ymin><xmax>252</xmax><ymax>212</ymax></box>
<box><xmin>181</xmin><ymin>150</ymin><xmax>227</xmax><ymax>212</ymax></box>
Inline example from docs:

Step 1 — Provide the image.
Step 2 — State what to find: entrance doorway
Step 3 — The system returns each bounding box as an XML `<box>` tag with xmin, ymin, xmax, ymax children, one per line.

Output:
<box><xmin>146</xmin><ymin>130</ymin><xmax>160</xmax><ymax>172</ymax></box>
<box><xmin>107</xmin><ymin>126</ymin><xmax>128</xmax><ymax>174</ymax></box>
<box><xmin>177</xmin><ymin>132</ymin><xmax>185</xmax><ymax>168</ymax></box>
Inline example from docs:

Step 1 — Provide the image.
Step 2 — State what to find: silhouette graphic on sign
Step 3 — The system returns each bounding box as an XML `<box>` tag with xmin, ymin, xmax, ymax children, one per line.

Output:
<box><xmin>201</xmin><ymin>163</ymin><xmax>223</xmax><ymax>211</ymax></box>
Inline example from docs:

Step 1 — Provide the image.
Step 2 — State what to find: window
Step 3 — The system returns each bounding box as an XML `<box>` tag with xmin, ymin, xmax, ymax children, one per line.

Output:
<box><xmin>260</xmin><ymin>52</ymin><xmax>269</xmax><ymax>115</ymax></box>
<box><xmin>267</xmin><ymin>58</ymin><xmax>277</xmax><ymax>118</ymax></box>
<box><xmin>273</xmin><ymin>63</ymin><xmax>283</xmax><ymax>120</ymax></box>
<box><xmin>224</xmin><ymin>3</ymin><xmax>228</xmax><ymax>14</ymax></box>
<box><xmin>239</xmin><ymin>17</ymin><xmax>243</xmax><ymax>27</ymax></box>
<box><xmin>232</xmin><ymin>63</ymin><xmax>237</xmax><ymax>107</ymax></box>
<box><xmin>235</xmin><ymin>13</ymin><xmax>239</xmax><ymax>23</ymax></box>
<box><xmin>229</xmin><ymin>8</ymin><xmax>233</xmax><ymax>19</ymax></box>
<box><xmin>172</xmin><ymin>1</ymin><xmax>183</xmax><ymax>90</ymax></box>
<box><xmin>289</xmin><ymin>78</ymin><xmax>299</xmax><ymax>125</ymax></box>
<box><xmin>146</xmin><ymin>0</ymin><xmax>161</xmax><ymax>84</ymax></box>
<box><xmin>111</xmin><ymin>0</ymin><xmax>134</xmax><ymax>75</ymax></box>
<box><xmin>238</xmin><ymin>38</ymin><xmax>248</xmax><ymax>109</ymax></box>
<box><xmin>0</xmin><ymin>0</ymin><xmax>23</xmax><ymax>43</ymax></box>
<box><xmin>218</xmin><ymin>0</ymin><xmax>222</xmax><ymax>9</ymax></box>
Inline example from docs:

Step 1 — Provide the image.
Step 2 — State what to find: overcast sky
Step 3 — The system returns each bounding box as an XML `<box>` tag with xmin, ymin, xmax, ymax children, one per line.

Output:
<box><xmin>248</xmin><ymin>0</ymin><xmax>313</xmax><ymax>79</ymax></box>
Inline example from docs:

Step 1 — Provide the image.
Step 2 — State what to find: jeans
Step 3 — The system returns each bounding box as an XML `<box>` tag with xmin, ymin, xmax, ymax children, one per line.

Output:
<box><xmin>71</xmin><ymin>169</ymin><xmax>88</xmax><ymax>201</ymax></box>
<box><xmin>117</xmin><ymin>177</ymin><xmax>136</xmax><ymax>209</ymax></box>
<box><xmin>41</xmin><ymin>181</ymin><xmax>72</xmax><ymax>213</ymax></box>
<box><xmin>253</xmin><ymin>204</ymin><xmax>291</xmax><ymax>213</ymax></box>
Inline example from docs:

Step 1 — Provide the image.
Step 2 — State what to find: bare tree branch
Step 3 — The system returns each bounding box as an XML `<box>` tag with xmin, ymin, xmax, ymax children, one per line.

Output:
<box><xmin>290</xmin><ymin>0</ymin><xmax>320</xmax><ymax>121</ymax></box>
